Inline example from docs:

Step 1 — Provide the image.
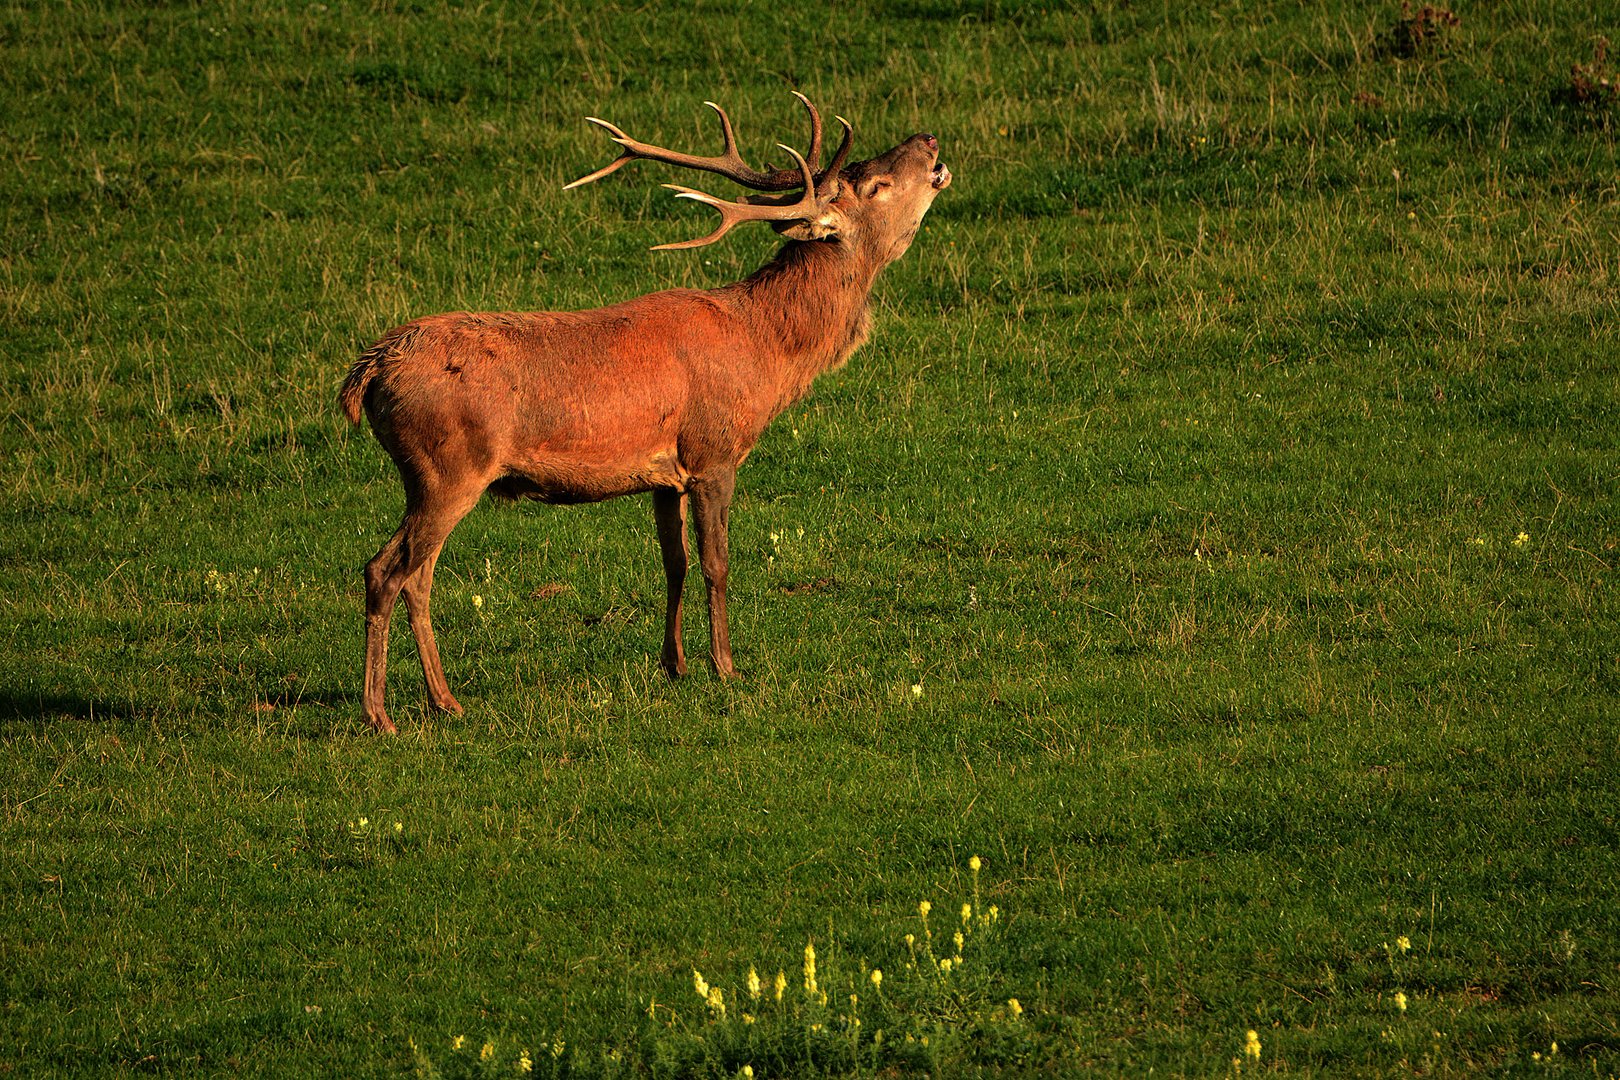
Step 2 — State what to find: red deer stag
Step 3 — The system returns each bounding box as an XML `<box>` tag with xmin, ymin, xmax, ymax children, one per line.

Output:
<box><xmin>340</xmin><ymin>93</ymin><xmax>951</xmax><ymax>733</ymax></box>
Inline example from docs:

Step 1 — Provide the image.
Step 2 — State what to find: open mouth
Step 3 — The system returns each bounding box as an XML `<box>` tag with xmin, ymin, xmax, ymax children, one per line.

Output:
<box><xmin>931</xmin><ymin>162</ymin><xmax>952</xmax><ymax>190</ymax></box>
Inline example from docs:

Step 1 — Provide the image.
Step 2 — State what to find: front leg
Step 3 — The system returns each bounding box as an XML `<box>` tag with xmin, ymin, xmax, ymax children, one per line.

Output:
<box><xmin>689</xmin><ymin>469</ymin><xmax>738</xmax><ymax>678</ymax></box>
<box><xmin>652</xmin><ymin>487</ymin><xmax>689</xmax><ymax>678</ymax></box>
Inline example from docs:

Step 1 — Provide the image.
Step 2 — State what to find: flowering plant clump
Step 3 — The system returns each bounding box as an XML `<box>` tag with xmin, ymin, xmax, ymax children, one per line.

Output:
<box><xmin>763</xmin><ymin>521</ymin><xmax>831</xmax><ymax>583</ymax></box>
<box><xmin>411</xmin><ymin>1031</ymin><xmax>568</xmax><ymax>1080</ymax></box>
<box><xmin>201</xmin><ymin>565</ymin><xmax>263</xmax><ymax>600</ymax></box>
<box><xmin>622</xmin><ymin>856</ymin><xmax>1033</xmax><ymax>1077</ymax></box>
<box><xmin>332</xmin><ymin>813</ymin><xmax>407</xmax><ymax>869</ymax></box>
<box><xmin>413</xmin><ymin>858</ymin><xmax>1040</xmax><ymax>1077</ymax></box>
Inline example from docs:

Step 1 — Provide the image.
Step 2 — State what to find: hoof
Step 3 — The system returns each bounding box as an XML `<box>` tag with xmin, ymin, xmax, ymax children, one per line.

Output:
<box><xmin>661</xmin><ymin>655</ymin><xmax>688</xmax><ymax>680</ymax></box>
<box><xmin>368</xmin><ymin>715</ymin><xmax>399</xmax><ymax>735</ymax></box>
<box><xmin>432</xmin><ymin>694</ymin><xmax>464</xmax><ymax>716</ymax></box>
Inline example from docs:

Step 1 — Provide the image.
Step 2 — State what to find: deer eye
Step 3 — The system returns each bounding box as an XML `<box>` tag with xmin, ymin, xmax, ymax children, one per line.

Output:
<box><xmin>862</xmin><ymin>177</ymin><xmax>893</xmax><ymax>198</ymax></box>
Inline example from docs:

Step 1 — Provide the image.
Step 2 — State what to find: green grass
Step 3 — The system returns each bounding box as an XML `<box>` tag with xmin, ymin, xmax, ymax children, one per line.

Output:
<box><xmin>2</xmin><ymin>0</ymin><xmax>1617</xmax><ymax>1075</ymax></box>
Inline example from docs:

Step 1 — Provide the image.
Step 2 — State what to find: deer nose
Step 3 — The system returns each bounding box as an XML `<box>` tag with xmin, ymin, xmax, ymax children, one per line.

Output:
<box><xmin>919</xmin><ymin>133</ymin><xmax>938</xmax><ymax>151</ymax></box>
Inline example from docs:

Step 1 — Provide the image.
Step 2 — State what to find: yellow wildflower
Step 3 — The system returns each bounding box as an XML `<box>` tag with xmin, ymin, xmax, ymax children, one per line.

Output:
<box><xmin>803</xmin><ymin>942</ymin><xmax>818</xmax><ymax>994</ymax></box>
<box><xmin>741</xmin><ymin>1067</ymin><xmax>754</xmax><ymax>1079</ymax></box>
<box><xmin>773</xmin><ymin>970</ymin><xmax>786</xmax><ymax>1002</ymax></box>
<box><xmin>1396</xmin><ymin>935</ymin><xmax>1411</xmax><ymax>953</ymax></box>
<box><xmin>1244</xmin><ymin>1029</ymin><xmax>1261</xmax><ymax>1062</ymax></box>
<box><xmin>707</xmin><ymin>986</ymin><xmax>726</xmax><ymax>1019</ymax></box>
<box><xmin>693</xmin><ymin>970</ymin><xmax>709</xmax><ymax>999</ymax></box>
<box><xmin>969</xmin><ymin>855</ymin><xmax>982</xmax><ymax>872</ymax></box>
<box><xmin>1008</xmin><ymin>998</ymin><xmax>1023</xmax><ymax>1018</ymax></box>
<box><xmin>918</xmin><ymin>900</ymin><xmax>932</xmax><ymax>918</ymax></box>
<box><xmin>747</xmin><ymin>965</ymin><xmax>761</xmax><ymax>1000</ymax></box>
<box><xmin>1513</xmin><ymin>531</ymin><xmax>1530</xmax><ymax>547</ymax></box>
<box><xmin>518</xmin><ymin>1048</ymin><xmax>532</xmax><ymax>1073</ymax></box>
<box><xmin>1395</xmin><ymin>991</ymin><xmax>1408</xmax><ymax>1012</ymax></box>
<box><xmin>481</xmin><ymin>1041</ymin><xmax>494</xmax><ymax>1061</ymax></box>
<box><xmin>939</xmin><ymin>958</ymin><xmax>953</xmax><ymax>973</ymax></box>
<box><xmin>954</xmin><ymin>931</ymin><xmax>965</xmax><ymax>951</ymax></box>
<box><xmin>961</xmin><ymin>903</ymin><xmax>972</xmax><ymax>925</ymax></box>
<box><xmin>452</xmin><ymin>1035</ymin><xmax>465</xmax><ymax>1051</ymax></box>
<box><xmin>870</xmin><ymin>969</ymin><xmax>882</xmax><ymax>989</ymax></box>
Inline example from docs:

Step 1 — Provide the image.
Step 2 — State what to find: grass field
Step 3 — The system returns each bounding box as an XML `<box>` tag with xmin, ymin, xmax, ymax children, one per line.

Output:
<box><xmin>2</xmin><ymin>0</ymin><xmax>1617</xmax><ymax>1075</ymax></box>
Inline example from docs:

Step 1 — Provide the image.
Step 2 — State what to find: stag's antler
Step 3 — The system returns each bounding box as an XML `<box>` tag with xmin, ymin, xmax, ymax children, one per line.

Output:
<box><xmin>566</xmin><ymin>93</ymin><xmax>856</xmax><ymax>249</ymax></box>
<box><xmin>656</xmin><ymin>145</ymin><xmax>821</xmax><ymax>251</ymax></box>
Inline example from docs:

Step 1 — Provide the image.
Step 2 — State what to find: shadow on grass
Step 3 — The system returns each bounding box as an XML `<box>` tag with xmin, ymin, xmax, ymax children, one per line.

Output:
<box><xmin>0</xmin><ymin>685</ymin><xmax>362</xmax><ymax>733</ymax></box>
<box><xmin>0</xmin><ymin>688</ymin><xmax>141</xmax><ymax>726</ymax></box>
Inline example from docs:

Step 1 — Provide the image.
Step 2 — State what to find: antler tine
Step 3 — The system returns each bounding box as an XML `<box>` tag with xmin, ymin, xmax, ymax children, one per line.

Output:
<box><xmin>815</xmin><ymin>115</ymin><xmax>855</xmax><ymax>200</ymax></box>
<box><xmin>702</xmin><ymin>100</ymin><xmax>740</xmax><ymax>160</ymax></box>
<box><xmin>561</xmin><ymin>152</ymin><xmax>634</xmax><ymax>191</ymax></box>
<box><xmin>788</xmin><ymin>90</ymin><xmax>824</xmax><ymax>172</ymax></box>
<box><xmin>561</xmin><ymin>117</ymin><xmax>638</xmax><ymax>190</ymax></box>
<box><xmin>651</xmin><ymin>144</ymin><xmax>820</xmax><ymax>251</ymax></box>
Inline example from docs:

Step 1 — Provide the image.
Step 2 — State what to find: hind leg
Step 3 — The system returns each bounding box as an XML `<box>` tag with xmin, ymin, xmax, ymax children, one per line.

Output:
<box><xmin>362</xmin><ymin>482</ymin><xmax>482</xmax><ymax>733</ymax></box>
<box><xmin>363</xmin><ymin>526</ymin><xmax>410</xmax><ymax>733</ymax></box>
<box><xmin>653</xmin><ymin>487</ymin><xmax>690</xmax><ymax>678</ymax></box>
<box><xmin>402</xmin><ymin>543</ymin><xmax>462</xmax><ymax>715</ymax></box>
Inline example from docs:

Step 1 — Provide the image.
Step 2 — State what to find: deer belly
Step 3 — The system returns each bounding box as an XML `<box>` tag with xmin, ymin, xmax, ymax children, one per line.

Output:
<box><xmin>494</xmin><ymin>447</ymin><xmax>689</xmax><ymax>504</ymax></box>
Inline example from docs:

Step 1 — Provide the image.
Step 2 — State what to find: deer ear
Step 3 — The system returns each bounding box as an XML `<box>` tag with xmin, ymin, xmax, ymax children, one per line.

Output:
<box><xmin>857</xmin><ymin>175</ymin><xmax>893</xmax><ymax>199</ymax></box>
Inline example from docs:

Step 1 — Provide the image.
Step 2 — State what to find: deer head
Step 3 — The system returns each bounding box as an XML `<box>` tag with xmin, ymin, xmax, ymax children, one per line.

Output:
<box><xmin>565</xmin><ymin>93</ymin><xmax>951</xmax><ymax>262</ymax></box>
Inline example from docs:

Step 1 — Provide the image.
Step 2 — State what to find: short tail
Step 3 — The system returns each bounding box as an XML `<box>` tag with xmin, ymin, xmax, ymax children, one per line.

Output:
<box><xmin>340</xmin><ymin>325</ymin><xmax>417</xmax><ymax>425</ymax></box>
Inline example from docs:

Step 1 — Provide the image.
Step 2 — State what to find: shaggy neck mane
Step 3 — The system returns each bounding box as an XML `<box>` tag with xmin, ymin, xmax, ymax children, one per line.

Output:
<box><xmin>722</xmin><ymin>237</ymin><xmax>883</xmax><ymax>414</ymax></box>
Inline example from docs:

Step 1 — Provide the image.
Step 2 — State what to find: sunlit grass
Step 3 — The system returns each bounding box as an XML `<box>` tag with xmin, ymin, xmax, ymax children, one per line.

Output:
<box><xmin>2</xmin><ymin>0</ymin><xmax>1617</xmax><ymax>1075</ymax></box>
